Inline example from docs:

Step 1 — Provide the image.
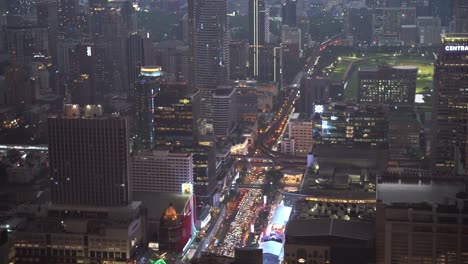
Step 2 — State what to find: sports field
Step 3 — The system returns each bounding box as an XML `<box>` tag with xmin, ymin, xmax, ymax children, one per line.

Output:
<box><xmin>335</xmin><ymin>54</ymin><xmax>434</xmax><ymax>101</ymax></box>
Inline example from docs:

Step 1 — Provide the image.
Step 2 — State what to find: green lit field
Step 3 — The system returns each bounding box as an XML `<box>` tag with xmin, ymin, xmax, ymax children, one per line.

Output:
<box><xmin>330</xmin><ymin>56</ymin><xmax>359</xmax><ymax>81</ymax></box>
<box><xmin>340</xmin><ymin>54</ymin><xmax>434</xmax><ymax>101</ymax></box>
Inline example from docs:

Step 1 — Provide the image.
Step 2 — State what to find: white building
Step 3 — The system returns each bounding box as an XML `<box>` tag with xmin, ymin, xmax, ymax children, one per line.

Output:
<box><xmin>212</xmin><ymin>86</ymin><xmax>237</xmax><ymax>137</ymax></box>
<box><xmin>288</xmin><ymin>113</ymin><xmax>313</xmax><ymax>156</ymax></box>
<box><xmin>131</xmin><ymin>150</ymin><xmax>193</xmax><ymax>193</ymax></box>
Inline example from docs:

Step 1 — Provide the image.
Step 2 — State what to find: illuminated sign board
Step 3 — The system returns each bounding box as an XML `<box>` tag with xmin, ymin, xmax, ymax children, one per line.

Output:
<box><xmin>87</xmin><ymin>46</ymin><xmax>92</xmax><ymax>56</ymax></box>
<box><xmin>445</xmin><ymin>45</ymin><xmax>468</xmax><ymax>51</ymax></box>
<box><xmin>182</xmin><ymin>183</ymin><xmax>193</xmax><ymax>195</ymax></box>
<box><xmin>314</xmin><ymin>105</ymin><xmax>324</xmax><ymax>113</ymax></box>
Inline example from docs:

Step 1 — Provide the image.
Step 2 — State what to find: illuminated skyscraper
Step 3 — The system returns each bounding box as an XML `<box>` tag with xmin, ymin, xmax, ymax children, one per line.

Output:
<box><xmin>154</xmin><ymin>83</ymin><xmax>199</xmax><ymax>148</ymax></box>
<box><xmin>249</xmin><ymin>0</ymin><xmax>269</xmax><ymax>78</ymax></box>
<box><xmin>134</xmin><ymin>66</ymin><xmax>163</xmax><ymax>150</ymax></box>
<box><xmin>431</xmin><ymin>33</ymin><xmax>468</xmax><ymax>176</ymax></box>
<box><xmin>189</xmin><ymin>0</ymin><xmax>230</xmax><ymax>119</ymax></box>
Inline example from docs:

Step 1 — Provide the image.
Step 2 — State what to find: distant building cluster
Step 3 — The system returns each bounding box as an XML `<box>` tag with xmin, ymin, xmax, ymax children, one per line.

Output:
<box><xmin>0</xmin><ymin>0</ymin><xmax>467</xmax><ymax>264</ymax></box>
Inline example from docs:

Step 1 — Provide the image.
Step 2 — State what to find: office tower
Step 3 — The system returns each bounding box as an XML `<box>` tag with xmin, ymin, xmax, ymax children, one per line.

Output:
<box><xmin>281</xmin><ymin>25</ymin><xmax>301</xmax><ymax>51</ymax></box>
<box><xmin>249</xmin><ymin>44</ymin><xmax>282</xmax><ymax>83</ymax></box>
<box><xmin>70</xmin><ymin>73</ymin><xmax>94</xmax><ymax>104</ymax></box>
<box><xmin>358</xmin><ymin>65</ymin><xmax>417</xmax><ymax>106</ymax></box>
<box><xmin>235</xmin><ymin>82</ymin><xmax>258</xmax><ymax>121</ymax></box>
<box><xmin>120</xmin><ymin>0</ymin><xmax>137</xmax><ymax>32</ymax></box>
<box><xmin>6</xmin><ymin>26</ymin><xmax>49</xmax><ymax>65</ymax></box>
<box><xmin>417</xmin><ymin>16</ymin><xmax>442</xmax><ymax>45</ymax></box>
<box><xmin>298</xmin><ymin>76</ymin><xmax>330</xmax><ymax>113</ymax></box>
<box><xmin>155</xmin><ymin>40</ymin><xmax>190</xmax><ymax>82</ymax></box>
<box><xmin>133</xmin><ymin>66</ymin><xmax>162</xmax><ymax>150</ymax></box>
<box><xmin>36</xmin><ymin>0</ymin><xmax>59</xmax><ymax>93</ymax></box>
<box><xmin>400</xmin><ymin>25</ymin><xmax>418</xmax><ymax>45</ymax></box>
<box><xmin>127</xmin><ymin>31</ymin><xmax>153</xmax><ymax>92</ymax></box>
<box><xmin>376</xmin><ymin>202</ymin><xmax>468</xmax><ymax>264</ymax></box>
<box><xmin>153</xmin><ymin>83</ymin><xmax>216</xmax><ymax>199</ymax></box>
<box><xmin>5</xmin><ymin>0</ymin><xmax>35</xmax><ymax>16</ymax></box>
<box><xmin>249</xmin><ymin>0</ymin><xmax>269</xmax><ymax>78</ymax></box>
<box><xmin>282</xmin><ymin>0</ymin><xmax>297</xmax><ymax>27</ymax></box>
<box><xmin>154</xmin><ymin>83</ymin><xmax>199</xmax><ymax>148</ymax></box>
<box><xmin>57</xmin><ymin>0</ymin><xmax>79</xmax><ymax>39</ymax></box>
<box><xmin>89</xmin><ymin>0</ymin><xmax>109</xmax><ymax>37</ymax></box>
<box><xmin>454</xmin><ymin>0</ymin><xmax>468</xmax><ymax>33</ymax></box>
<box><xmin>131</xmin><ymin>150</ymin><xmax>193</xmax><ymax>193</ymax></box>
<box><xmin>230</xmin><ymin>41</ymin><xmax>249</xmax><ymax>80</ymax></box>
<box><xmin>288</xmin><ymin>113</ymin><xmax>313</xmax><ymax>156</ymax></box>
<box><xmin>431</xmin><ymin>33</ymin><xmax>468</xmax><ymax>175</ymax></box>
<box><xmin>48</xmin><ymin>105</ymin><xmax>131</xmax><ymax>206</ymax></box>
<box><xmin>3</xmin><ymin>65</ymin><xmax>36</xmax><ymax>106</ymax></box>
<box><xmin>37</xmin><ymin>0</ymin><xmax>58</xmax><ymax>29</ymax></box>
<box><xmin>312</xmin><ymin>103</ymin><xmax>388</xmax><ymax>148</ymax></box>
<box><xmin>381</xmin><ymin>7</ymin><xmax>416</xmax><ymax>39</ymax></box>
<box><xmin>190</xmin><ymin>0</ymin><xmax>230</xmax><ymax>119</ymax></box>
<box><xmin>346</xmin><ymin>8</ymin><xmax>373</xmax><ymax>44</ymax></box>
<box><xmin>74</xmin><ymin>42</ymin><xmax>108</xmax><ymax>98</ymax></box>
<box><xmin>212</xmin><ymin>86</ymin><xmax>237</xmax><ymax>137</ymax></box>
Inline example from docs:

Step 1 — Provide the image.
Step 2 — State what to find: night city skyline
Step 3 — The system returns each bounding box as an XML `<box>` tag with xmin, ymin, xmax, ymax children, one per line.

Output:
<box><xmin>0</xmin><ymin>0</ymin><xmax>467</xmax><ymax>264</ymax></box>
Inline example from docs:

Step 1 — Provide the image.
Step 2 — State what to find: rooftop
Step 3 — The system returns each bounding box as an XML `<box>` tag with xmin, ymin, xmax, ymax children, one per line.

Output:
<box><xmin>286</xmin><ymin>219</ymin><xmax>374</xmax><ymax>241</ymax></box>
<box><xmin>132</xmin><ymin>191</ymin><xmax>191</xmax><ymax>219</ymax></box>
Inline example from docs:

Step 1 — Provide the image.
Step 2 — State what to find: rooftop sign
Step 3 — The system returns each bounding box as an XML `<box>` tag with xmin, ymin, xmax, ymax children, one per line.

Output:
<box><xmin>445</xmin><ymin>45</ymin><xmax>468</xmax><ymax>51</ymax></box>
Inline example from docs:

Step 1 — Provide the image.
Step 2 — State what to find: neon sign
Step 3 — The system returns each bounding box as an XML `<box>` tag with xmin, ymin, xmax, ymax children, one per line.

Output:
<box><xmin>445</xmin><ymin>45</ymin><xmax>468</xmax><ymax>51</ymax></box>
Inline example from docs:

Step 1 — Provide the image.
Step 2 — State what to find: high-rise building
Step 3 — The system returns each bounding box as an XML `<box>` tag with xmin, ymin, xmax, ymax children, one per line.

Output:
<box><xmin>89</xmin><ymin>0</ymin><xmax>109</xmax><ymax>38</ymax></box>
<box><xmin>190</xmin><ymin>0</ymin><xmax>230</xmax><ymax>119</ymax></box>
<box><xmin>249</xmin><ymin>0</ymin><xmax>269</xmax><ymax>78</ymax></box>
<box><xmin>127</xmin><ymin>31</ymin><xmax>153</xmax><ymax>92</ymax></box>
<box><xmin>346</xmin><ymin>8</ymin><xmax>373</xmax><ymax>44</ymax></box>
<box><xmin>417</xmin><ymin>16</ymin><xmax>442</xmax><ymax>45</ymax></box>
<box><xmin>248</xmin><ymin>44</ymin><xmax>282</xmax><ymax>83</ymax></box>
<box><xmin>299</xmin><ymin>76</ymin><xmax>330</xmax><ymax>113</ymax></box>
<box><xmin>454</xmin><ymin>0</ymin><xmax>468</xmax><ymax>33</ymax></box>
<box><xmin>287</xmin><ymin>113</ymin><xmax>313</xmax><ymax>156</ymax></box>
<box><xmin>376</xmin><ymin>202</ymin><xmax>468</xmax><ymax>264</ymax></box>
<box><xmin>134</xmin><ymin>66</ymin><xmax>162</xmax><ymax>150</ymax></box>
<box><xmin>153</xmin><ymin>83</ymin><xmax>216</xmax><ymax>199</ymax></box>
<box><xmin>431</xmin><ymin>33</ymin><xmax>468</xmax><ymax>176</ymax></box>
<box><xmin>282</xmin><ymin>0</ymin><xmax>297</xmax><ymax>27</ymax></box>
<box><xmin>212</xmin><ymin>86</ymin><xmax>237</xmax><ymax>137</ymax></box>
<box><xmin>154</xmin><ymin>83</ymin><xmax>199</xmax><ymax>148</ymax></box>
<box><xmin>6</xmin><ymin>26</ymin><xmax>49</xmax><ymax>65</ymax></box>
<box><xmin>375</xmin><ymin>7</ymin><xmax>416</xmax><ymax>44</ymax></box>
<box><xmin>131</xmin><ymin>150</ymin><xmax>193</xmax><ymax>193</ymax></box>
<box><xmin>48</xmin><ymin>104</ymin><xmax>131</xmax><ymax>207</ymax></box>
<box><xmin>155</xmin><ymin>40</ymin><xmax>190</xmax><ymax>82</ymax></box>
<box><xmin>57</xmin><ymin>0</ymin><xmax>79</xmax><ymax>39</ymax></box>
<box><xmin>281</xmin><ymin>25</ymin><xmax>301</xmax><ymax>53</ymax></box>
<box><xmin>229</xmin><ymin>41</ymin><xmax>249</xmax><ymax>80</ymax></box>
<box><xmin>312</xmin><ymin>103</ymin><xmax>388</xmax><ymax>148</ymax></box>
<box><xmin>358</xmin><ymin>65</ymin><xmax>417</xmax><ymax>106</ymax></box>
<box><xmin>3</xmin><ymin>65</ymin><xmax>36</xmax><ymax>106</ymax></box>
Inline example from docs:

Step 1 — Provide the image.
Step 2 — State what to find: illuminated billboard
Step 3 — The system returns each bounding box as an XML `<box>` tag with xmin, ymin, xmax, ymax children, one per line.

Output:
<box><xmin>182</xmin><ymin>183</ymin><xmax>193</xmax><ymax>195</ymax></box>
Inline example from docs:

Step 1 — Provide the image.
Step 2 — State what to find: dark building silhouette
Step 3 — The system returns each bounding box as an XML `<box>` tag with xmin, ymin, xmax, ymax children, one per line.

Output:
<box><xmin>282</xmin><ymin>0</ymin><xmax>297</xmax><ymax>27</ymax></box>
<box><xmin>133</xmin><ymin>66</ymin><xmax>163</xmax><ymax>150</ymax></box>
<box><xmin>48</xmin><ymin>105</ymin><xmax>131</xmax><ymax>207</ymax></box>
